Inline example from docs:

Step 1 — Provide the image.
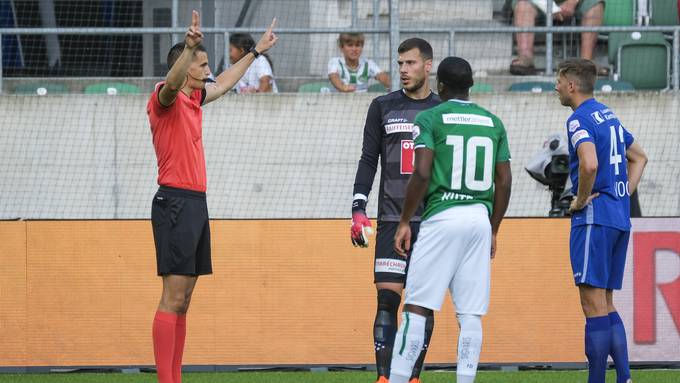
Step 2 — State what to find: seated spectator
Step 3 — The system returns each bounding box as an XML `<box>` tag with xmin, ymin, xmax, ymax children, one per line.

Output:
<box><xmin>328</xmin><ymin>33</ymin><xmax>390</xmax><ymax>92</ymax></box>
<box><xmin>510</xmin><ymin>0</ymin><xmax>606</xmax><ymax>75</ymax></box>
<box><xmin>229</xmin><ymin>33</ymin><xmax>278</xmax><ymax>93</ymax></box>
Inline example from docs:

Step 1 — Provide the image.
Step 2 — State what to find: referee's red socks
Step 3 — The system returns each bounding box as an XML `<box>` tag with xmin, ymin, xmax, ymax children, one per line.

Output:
<box><xmin>173</xmin><ymin>314</ymin><xmax>187</xmax><ymax>383</ymax></box>
<box><xmin>153</xmin><ymin>311</ymin><xmax>178</xmax><ymax>383</ymax></box>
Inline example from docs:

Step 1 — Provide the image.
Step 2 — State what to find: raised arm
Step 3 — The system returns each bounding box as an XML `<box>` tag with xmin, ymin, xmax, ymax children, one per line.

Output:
<box><xmin>203</xmin><ymin>18</ymin><xmax>278</xmax><ymax>104</ymax></box>
<box><xmin>158</xmin><ymin>10</ymin><xmax>203</xmax><ymax>107</ymax></box>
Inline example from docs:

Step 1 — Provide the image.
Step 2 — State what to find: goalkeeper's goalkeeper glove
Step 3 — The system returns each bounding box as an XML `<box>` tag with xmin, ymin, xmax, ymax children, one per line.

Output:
<box><xmin>351</xmin><ymin>198</ymin><xmax>373</xmax><ymax>248</ymax></box>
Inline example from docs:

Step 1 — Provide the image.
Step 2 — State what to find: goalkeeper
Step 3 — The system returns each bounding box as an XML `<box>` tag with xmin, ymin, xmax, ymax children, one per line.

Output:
<box><xmin>350</xmin><ymin>38</ymin><xmax>440</xmax><ymax>383</ymax></box>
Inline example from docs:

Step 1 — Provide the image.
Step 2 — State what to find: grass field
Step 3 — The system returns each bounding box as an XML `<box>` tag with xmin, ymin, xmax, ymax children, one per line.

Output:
<box><xmin>0</xmin><ymin>370</ymin><xmax>678</xmax><ymax>382</ymax></box>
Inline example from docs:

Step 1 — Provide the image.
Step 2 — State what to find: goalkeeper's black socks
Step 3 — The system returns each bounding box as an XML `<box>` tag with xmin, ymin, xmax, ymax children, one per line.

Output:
<box><xmin>374</xmin><ymin>289</ymin><xmax>401</xmax><ymax>379</ymax></box>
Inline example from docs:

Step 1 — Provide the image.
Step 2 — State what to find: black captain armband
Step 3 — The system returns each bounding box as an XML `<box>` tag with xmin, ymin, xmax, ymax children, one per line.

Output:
<box><xmin>352</xmin><ymin>198</ymin><xmax>367</xmax><ymax>213</ymax></box>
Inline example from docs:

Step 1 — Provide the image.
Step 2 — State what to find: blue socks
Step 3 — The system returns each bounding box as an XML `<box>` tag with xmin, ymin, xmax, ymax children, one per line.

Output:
<box><xmin>609</xmin><ymin>312</ymin><xmax>631</xmax><ymax>383</ymax></box>
<box><xmin>585</xmin><ymin>315</ymin><xmax>611</xmax><ymax>383</ymax></box>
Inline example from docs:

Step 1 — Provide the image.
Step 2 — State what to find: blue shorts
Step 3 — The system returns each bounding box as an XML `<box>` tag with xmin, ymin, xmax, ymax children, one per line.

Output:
<box><xmin>570</xmin><ymin>224</ymin><xmax>630</xmax><ymax>289</ymax></box>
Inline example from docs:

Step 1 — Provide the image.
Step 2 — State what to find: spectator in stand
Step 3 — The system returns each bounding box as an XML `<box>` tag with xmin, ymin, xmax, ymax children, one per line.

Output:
<box><xmin>229</xmin><ymin>33</ymin><xmax>278</xmax><ymax>93</ymax></box>
<box><xmin>510</xmin><ymin>0</ymin><xmax>607</xmax><ymax>76</ymax></box>
<box><xmin>328</xmin><ymin>33</ymin><xmax>391</xmax><ymax>92</ymax></box>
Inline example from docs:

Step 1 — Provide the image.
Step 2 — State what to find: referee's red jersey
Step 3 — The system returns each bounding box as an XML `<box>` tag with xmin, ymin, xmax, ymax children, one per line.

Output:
<box><xmin>147</xmin><ymin>82</ymin><xmax>207</xmax><ymax>192</ymax></box>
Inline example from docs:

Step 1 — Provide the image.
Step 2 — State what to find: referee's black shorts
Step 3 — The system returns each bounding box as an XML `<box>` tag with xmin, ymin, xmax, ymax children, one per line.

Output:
<box><xmin>151</xmin><ymin>186</ymin><xmax>212</xmax><ymax>276</ymax></box>
<box><xmin>374</xmin><ymin>221</ymin><xmax>420</xmax><ymax>284</ymax></box>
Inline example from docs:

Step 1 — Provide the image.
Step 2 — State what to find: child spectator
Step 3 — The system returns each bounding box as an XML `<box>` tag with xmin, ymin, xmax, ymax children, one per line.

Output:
<box><xmin>328</xmin><ymin>33</ymin><xmax>390</xmax><ymax>92</ymax></box>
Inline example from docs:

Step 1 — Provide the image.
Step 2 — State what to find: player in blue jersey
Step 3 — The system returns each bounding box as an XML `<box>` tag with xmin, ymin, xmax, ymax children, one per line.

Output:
<box><xmin>555</xmin><ymin>59</ymin><xmax>647</xmax><ymax>383</ymax></box>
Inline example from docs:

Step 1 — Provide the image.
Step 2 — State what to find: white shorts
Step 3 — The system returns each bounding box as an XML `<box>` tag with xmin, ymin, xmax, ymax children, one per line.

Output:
<box><xmin>403</xmin><ymin>203</ymin><xmax>492</xmax><ymax>315</ymax></box>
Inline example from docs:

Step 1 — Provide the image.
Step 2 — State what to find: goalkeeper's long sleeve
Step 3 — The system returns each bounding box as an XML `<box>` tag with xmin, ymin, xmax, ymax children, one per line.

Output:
<box><xmin>353</xmin><ymin>98</ymin><xmax>382</xmax><ymax>198</ymax></box>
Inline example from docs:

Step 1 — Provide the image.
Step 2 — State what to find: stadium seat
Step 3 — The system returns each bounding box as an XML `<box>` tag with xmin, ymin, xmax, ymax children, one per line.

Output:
<box><xmin>367</xmin><ymin>83</ymin><xmax>388</xmax><ymax>93</ymax></box>
<box><xmin>13</xmin><ymin>83</ymin><xmax>69</xmax><ymax>95</ymax></box>
<box><xmin>84</xmin><ymin>82</ymin><xmax>141</xmax><ymax>95</ymax></box>
<box><xmin>594</xmin><ymin>79</ymin><xmax>635</xmax><ymax>92</ymax></box>
<box><xmin>608</xmin><ymin>32</ymin><xmax>671</xmax><ymax>90</ymax></box>
<box><xmin>650</xmin><ymin>0</ymin><xmax>680</xmax><ymax>25</ymax></box>
<box><xmin>470</xmin><ymin>82</ymin><xmax>493</xmax><ymax>93</ymax></box>
<box><xmin>508</xmin><ymin>81</ymin><xmax>555</xmax><ymax>93</ymax></box>
<box><xmin>603</xmin><ymin>0</ymin><xmax>635</xmax><ymax>25</ymax></box>
<box><xmin>297</xmin><ymin>81</ymin><xmax>332</xmax><ymax>93</ymax></box>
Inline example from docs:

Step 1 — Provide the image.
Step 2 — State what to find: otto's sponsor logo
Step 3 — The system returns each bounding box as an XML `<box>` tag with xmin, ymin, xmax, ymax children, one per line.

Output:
<box><xmin>591</xmin><ymin>111</ymin><xmax>605</xmax><ymax>124</ymax></box>
<box><xmin>441</xmin><ymin>192</ymin><xmax>473</xmax><ymax>201</ymax></box>
<box><xmin>571</xmin><ymin>130</ymin><xmax>590</xmax><ymax>146</ymax></box>
<box><xmin>568</xmin><ymin>119</ymin><xmax>580</xmax><ymax>132</ymax></box>
<box><xmin>375</xmin><ymin>258</ymin><xmax>406</xmax><ymax>274</ymax></box>
<box><xmin>401</xmin><ymin>140</ymin><xmax>415</xmax><ymax>174</ymax></box>
<box><xmin>385</xmin><ymin>123</ymin><xmax>414</xmax><ymax>135</ymax></box>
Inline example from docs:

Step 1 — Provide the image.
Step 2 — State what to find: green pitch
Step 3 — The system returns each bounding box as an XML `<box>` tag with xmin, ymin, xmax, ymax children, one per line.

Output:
<box><xmin>0</xmin><ymin>370</ymin><xmax>678</xmax><ymax>383</ymax></box>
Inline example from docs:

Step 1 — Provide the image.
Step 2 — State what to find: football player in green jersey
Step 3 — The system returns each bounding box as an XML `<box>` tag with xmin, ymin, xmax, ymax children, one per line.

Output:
<box><xmin>389</xmin><ymin>57</ymin><xmax>512</xmax><ymax>383</ymax></box>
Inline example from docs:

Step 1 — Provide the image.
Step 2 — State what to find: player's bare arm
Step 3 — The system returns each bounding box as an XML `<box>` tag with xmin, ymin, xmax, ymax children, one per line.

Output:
<box><xmin>489</xmin><ymin>161</ymin><xmax>512</xmax><ymax>259</ymax></box>
<box><xmin>625</xmin><ymin>142</ymin><xmax>648</xmax><ymax>195</ymax></box>
<box><xmin>203</xmin><ymin>18</ymin><xmax>278</xmax><ymax>104</ymax></box>
<box><xmin>569</xmin><ymin>141</ymin><xmax>599</xmax><ymax>213</ymax></box>
<box><xmin>159</xmin><ymin>10</ymin><xmax>204</xmax><ymax>107</ymax></box>
<box><xmin>394</xmin><ymin>148</ymin><xmax>433</xmax><ymax>257</ymax></box>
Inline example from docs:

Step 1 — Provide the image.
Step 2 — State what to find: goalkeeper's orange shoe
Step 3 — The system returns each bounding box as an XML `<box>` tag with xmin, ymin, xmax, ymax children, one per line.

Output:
<box><xmin>409</xmin><ymin>378</ymin><xmax>421</xmax><ymax>383</ymax></box>
<box><xmin>375</xmin><ymin>376</ymin><xmax>389</xmax><ymax>383</ymax></box>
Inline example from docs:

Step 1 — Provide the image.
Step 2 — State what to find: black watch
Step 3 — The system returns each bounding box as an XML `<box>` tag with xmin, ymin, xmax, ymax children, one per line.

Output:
<box><xmin>249</xmin><ymin>47</ymin><xmax>261</xmax><ymax>58</ymax></box>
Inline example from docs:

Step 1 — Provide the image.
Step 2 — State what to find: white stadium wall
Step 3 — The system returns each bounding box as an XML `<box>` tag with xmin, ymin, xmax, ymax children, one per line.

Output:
<box><xmin>0</xmin><ymin>92</ymin><xmax>678</xmax><ymax>219</ymax></box>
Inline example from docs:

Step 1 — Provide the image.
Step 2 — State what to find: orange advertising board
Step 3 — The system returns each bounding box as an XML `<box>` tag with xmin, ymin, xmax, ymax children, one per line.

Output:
<box><xmin>0</xmin><ymin>218</ymin><xmax>624</xmax><ymax>367</ymax></box>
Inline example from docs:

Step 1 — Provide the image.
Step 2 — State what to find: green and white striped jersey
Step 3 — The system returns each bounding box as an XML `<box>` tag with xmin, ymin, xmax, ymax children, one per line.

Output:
<box><xmin>413</xmin><ymin>99</ymin><xmax>511</xmax><ymax>220</ymax></box>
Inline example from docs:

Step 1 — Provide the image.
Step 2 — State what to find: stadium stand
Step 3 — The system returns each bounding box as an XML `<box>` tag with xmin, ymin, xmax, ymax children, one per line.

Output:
<box><xmin>508</xmin><ymin>80</ymin><xmax>555</xmax><ymax>92</ymax></box>
<box><xmin>594</xmin><ymin>78</ymin><xmax>635</xmax><ymax>91</ymax></box>
<box><xmin>650</xmin><ymin>0</ymin><xmax>680</xmax><ymax>25</ymax></box>
<box><xmin>84</xmin><ymin>82</ymin><xmax>141</xmax><ymax>95</ymax></box>
<box><xmin>13</xmin><ymin>82</ymin><xmax>69</xmax><ymax>95</ymax></box>
<box><xmin>609</xmin><ymin>31</ymin><xmax>671</xmax><ymax>89</ymax></box>
<box><xmin>297</xmin><ymin>81</ymin><xmax>333</xmax><ymax>93</ymax></box>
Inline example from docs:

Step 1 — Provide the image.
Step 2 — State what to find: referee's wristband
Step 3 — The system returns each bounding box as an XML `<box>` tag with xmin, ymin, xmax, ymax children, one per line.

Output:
<box><xmin>352</xmin><ymin>199</ymin><xmax>367</xmax><ymax>213</ymax></box>
<box><xmin>249</xmin><ymin>47</ymin><xmax>261</xmax><ymax>58</ymax></box>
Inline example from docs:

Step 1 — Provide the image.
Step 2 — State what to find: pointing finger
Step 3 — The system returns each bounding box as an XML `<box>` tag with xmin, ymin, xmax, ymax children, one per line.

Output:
<box><xmin>192</xmin><ymin>10</ymin><xmax>200</xmax><ymax>28</ymax></box>
<box><xmin>268</xmin><ymin>17</ymin><xmax>277</xmax><ymax>32</ymax></box>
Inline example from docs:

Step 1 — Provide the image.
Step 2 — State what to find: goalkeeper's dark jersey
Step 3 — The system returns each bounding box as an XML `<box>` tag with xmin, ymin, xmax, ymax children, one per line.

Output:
<box><xmin>353</xmin><ymin>89</ymin><xmax>441</xmax><ymax>222</ymax></box>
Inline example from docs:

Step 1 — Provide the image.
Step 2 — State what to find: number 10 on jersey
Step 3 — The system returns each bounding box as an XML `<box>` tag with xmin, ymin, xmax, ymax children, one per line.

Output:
<box><xmin>446</xmin><ymin>135</ymin><xmax>494</xmax><ymax>191</ymax></box>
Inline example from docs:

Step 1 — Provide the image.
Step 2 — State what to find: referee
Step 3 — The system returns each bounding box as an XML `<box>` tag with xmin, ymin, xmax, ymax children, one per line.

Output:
<box><xmin>146</xmin><ymin>11</ymin><xmax>277</xmax><ymax>383</ymax></box>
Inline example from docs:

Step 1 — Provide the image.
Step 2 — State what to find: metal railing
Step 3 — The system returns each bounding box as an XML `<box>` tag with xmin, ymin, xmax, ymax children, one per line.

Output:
<box><xmin>1</xmin><ymin>1</ymin><xmax>679</xmax><ymax>93</ymax></box>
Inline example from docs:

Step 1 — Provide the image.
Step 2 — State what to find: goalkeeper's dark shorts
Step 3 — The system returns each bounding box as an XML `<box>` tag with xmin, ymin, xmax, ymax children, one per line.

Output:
<box><xmin>151</xmin><ymin>186</ymin><xmax>212</xmax><ymax>276</ymax></box>
<box><xmin>374</xmin><ymin>221</ymin><xmax>420</xmax><ymax>284</ymax></box>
